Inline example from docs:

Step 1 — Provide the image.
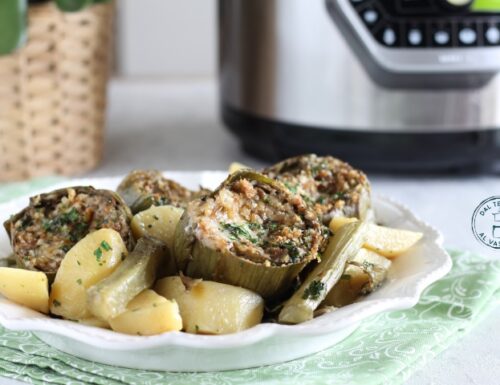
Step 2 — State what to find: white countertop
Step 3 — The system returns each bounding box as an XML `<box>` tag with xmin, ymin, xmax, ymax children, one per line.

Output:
<box><xmin>1</xmin><ymin>79</ymin><xmax>499</xmax><ymax>385</ymax></box>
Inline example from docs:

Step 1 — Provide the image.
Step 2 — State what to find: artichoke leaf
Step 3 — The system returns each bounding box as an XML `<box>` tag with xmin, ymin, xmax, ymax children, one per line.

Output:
<box><xmin>278</xmin><ymin>221</ymin><xmax>367</xmax><ymax>324</ymax></box>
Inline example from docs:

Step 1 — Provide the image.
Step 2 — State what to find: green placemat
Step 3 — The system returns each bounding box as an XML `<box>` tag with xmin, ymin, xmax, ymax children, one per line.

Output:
<box><xmin>0</xmin><ymin>179</ymin><xmax>499</xmax><ymax>385</ymax></box>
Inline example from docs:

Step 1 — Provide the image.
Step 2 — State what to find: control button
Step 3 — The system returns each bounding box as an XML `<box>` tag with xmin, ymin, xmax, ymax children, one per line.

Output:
<box><xmin>362</xmin><ymin>9</ymin><xmax>379</xmax><ymax>25</ymax></box>
<box><xmin>407</xmin><ymin>28</ymin><xmax>423</xmax><ymax>46</ymax></box>
<box><xmin>434</xmin><ymin>30</ymin><xmax>450</xmax><ymax>45</ymax></box>
<box><xmin>383</xmin><ymin>28</ymin><xmax>397</xmax><ymax>46</ymax></box>
<box><xmin>375</xmin><ymin>24</ymin><xmax>400</xmax><ymax>47</ymax></box>
<box><xmin>458</xmin><ymin>27</ymin><xmax>477</xmax><ymax>45</ymax></box>
<box><xmin>485</xmin><ymin>26</ymin><xmax>500</xmax><ymax>45</ymax></box>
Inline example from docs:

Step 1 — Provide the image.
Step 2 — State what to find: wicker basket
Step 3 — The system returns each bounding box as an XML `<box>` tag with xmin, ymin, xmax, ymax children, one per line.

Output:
<box><xmin>0</xmin><ymin>2</ymin><xmax>114</xmax><ymax>182</ymax></box>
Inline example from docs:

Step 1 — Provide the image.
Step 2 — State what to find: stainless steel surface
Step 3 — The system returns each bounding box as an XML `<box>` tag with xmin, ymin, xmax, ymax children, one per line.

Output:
<box><xmin>219</xmin><ymin>0</ymin><xmax>500</xmax><ymax>132</ymax></box>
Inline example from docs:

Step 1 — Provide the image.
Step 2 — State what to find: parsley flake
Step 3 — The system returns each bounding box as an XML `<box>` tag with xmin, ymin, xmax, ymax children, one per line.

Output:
<box><xmin>282</xmin><ymin>241</ymin><xmax>300</xmax><ymax>263</ymax></box>
<box><xmin>220</xmin><ymin>222</ymin><xmax>258</xmax><ymax>244</ymax></box>
<box><xmin>302</xmin><ymin>280</ymin><xmax>325</xmax><ymax>300</ymax></box>
<box><xmin>100</xmin><ymin>240</ymin><xmax>112</xmax><ymax>251</ymax></box>
<box><xmin>94</xmin><ymin>247</ymin><xmax>103</xmax><ymax>261</ymax></box>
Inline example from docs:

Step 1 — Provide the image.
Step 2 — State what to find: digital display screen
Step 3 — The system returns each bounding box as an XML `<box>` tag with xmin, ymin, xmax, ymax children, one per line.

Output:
<box><xmin>472</xmin><ymin>0</ymin><xmax>500</xmax><ymax>11</ymax></box>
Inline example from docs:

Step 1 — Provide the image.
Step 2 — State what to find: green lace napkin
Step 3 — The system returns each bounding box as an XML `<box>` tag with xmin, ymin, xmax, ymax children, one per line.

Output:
<box><xmin>0</xmin><ymin>179</ymin><xmax>499</xmax><ymax>385</ymax></box>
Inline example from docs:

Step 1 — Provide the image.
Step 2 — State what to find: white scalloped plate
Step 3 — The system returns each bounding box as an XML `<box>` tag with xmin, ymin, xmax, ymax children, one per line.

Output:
<box><xmin>0</xmin><ymin>172</ymin><xmax>452</xmax><ymax>372</ymax></box>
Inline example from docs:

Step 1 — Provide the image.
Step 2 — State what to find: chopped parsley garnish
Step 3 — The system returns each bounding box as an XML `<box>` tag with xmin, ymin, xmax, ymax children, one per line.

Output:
<box><xmin>282</xmin><ymin>241</ymin><xmax>300</xmax><ymax>263</ymax></box>
<box><xmin>63</xmin><ymin>208</ymin><xmax>80</xmax><ymax>223</ymax></box>
<box><xmin>332</xmin><ymin>191</ymin><xmax>347</xmax><ymax>200</ymax></box>
<box><xmin>94</xmin><ymin>240</ymin><xmax>112</xmax><ymax>262</ymax></box>
<box><xmin>53</xmin><ymin>299</ymin><xmax>61</xmax><ymax>307</ymax></box>
<box><xmin>94</xmin><ymin>247</ymin><xmax>103</xmax><ymax>261</ymax></box>
<box><xmin>42</xmin><ymin>207</ymin><xmax>89</xmax><ymax>244</ymax></box>
<box><xmin>300</xmin><ymin>194</ymin><xmax>314</xmax><ymax>205</ymax></box>
<box><xmin>77</xmin><ymin>260</ymin><xmax>81</xmax><ymax>266</ymax></box>
<box><xmin>220</xmin><ymin>222</ymin><xmax>258</xmax><ymax>244</ymax></box>
<box><xmin>362</xmin><ymin>261</ymin><xmax>375</xmax><ymax>272</ymax></box>
<box><xmin>76</xmin><ymin>278</ymin><xmax>82</xmax><ymax>285</ymax></box>
<box><xmin>302</xmin><ymin>280</ymin><xmax>325</xmax><ymax>300</ymax></box>
<box><xmin>311</xmin><ymin>163</ymin><xmax>327</xmax><ymax>176</ymax></box>
<box><xmin>100</xmin><ymin>240</ymin><xmax>112</xmax><ymax>251</ymax></box>
<box><xmin>267</xmin><ymin>222</ymin><xmax>279</xmax><ymax>232</ymax></box>
<box><xmin>284</xmin><ymin>182</ymin><xmax>298</xmax><ymax>194</ymax></box>
<box><xmin>316</xmin><ymin>196</ymin><xmax>327</xmax><ymax>204</ymax></box>
<box><xmin>20</xmin><ymin>216</ymin><xmax>33</xmax><ymax>229</ymax></box>
<box><xmin>153</xmin><ymin>215</ymin><xmax>160</xmax><ymax>220</ymax></box>
<box><xmin>69</xmin><ymin>222</ymin><xmax>89</xmax><ymax>242</ymax></box>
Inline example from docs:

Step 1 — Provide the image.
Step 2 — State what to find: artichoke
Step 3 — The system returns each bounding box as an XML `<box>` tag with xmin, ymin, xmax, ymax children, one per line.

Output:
<box><xmin>174</xmin><ymin>170</ymin><xmax>324</xmax><ymax>299</ymax></box>
<box><xmin>263</xmin><ymin>154</ymin><xmax>372</xmax><ymax>224</ymax></box>
<box><xmin>116</xmin><ymin>170</ymin><xmax>194</xmax><ymax>214</ymax></box>
<box><xmin>4</xmin><ymin>186</ymin><xmax>133</xmax><ymax>276</ymax></box>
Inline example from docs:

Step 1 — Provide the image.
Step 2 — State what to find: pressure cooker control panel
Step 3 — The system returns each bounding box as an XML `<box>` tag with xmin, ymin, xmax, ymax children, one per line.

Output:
<box><xmin>327</xmin><ymin>0</ymin><xmax>500</xmax><ymax>88</ymax></box>
<box><xmin>352</xmin><ymin>0</ymin><xmax>500</xmax><ymax>48</ymax></box>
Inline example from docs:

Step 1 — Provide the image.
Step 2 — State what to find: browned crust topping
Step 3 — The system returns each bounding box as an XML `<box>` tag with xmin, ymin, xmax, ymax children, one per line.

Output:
<box><xmin>190</xmin><ymin>175</ymin><xmax>323</xmax><ymax>266</ymax></box>
<box><xmin>6</xmin><ymin>187</ymin><xmax>133</xmax><ymax>273</ymax></box>
<box><xmin>263</xmin><ymin>154</ymin><xmax>371</xmax><ymax>223</ymax></box>
<box><xmin>117</xmin><ymin>170</ymin><xmax>193</xmax><ymax>211</ymax></box>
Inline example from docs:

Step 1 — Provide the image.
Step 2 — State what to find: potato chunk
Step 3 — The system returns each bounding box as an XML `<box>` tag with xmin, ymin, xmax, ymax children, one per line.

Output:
<box><xmin>131</xmin><ymin>205</ymin><xmax>183</xmax><ymax>251</ymax></box>
<box><xmin>156</xmin><ymin>276</ymin><xmax>264</xmax><ymax>335</ymax></box>
<box><xmin>109</xmin><ymin>290</ymin><xmax>182</xmax><ymax>336</ymax></box>
<box><xmin>0</xmin><ymin>267</ymin><xmax>49</xmax><ymax>313</ymax></box>
<box><xmin>49</xmin><ymin>229</ymin><xmax>127</xmax><ymax>320</ymax></box>
<box><xmin>323</xmin><ymin>248</ymin><xmax>391</xmax><ymax>307</ymax></box>
<box><xmin>329</xmin><ymin>217</ymin><xmax>423</xmax><ymax>258</ymax></box>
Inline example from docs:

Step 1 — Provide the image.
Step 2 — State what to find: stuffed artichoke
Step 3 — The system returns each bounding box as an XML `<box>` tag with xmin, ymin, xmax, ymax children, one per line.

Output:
<box><xmin>117</xmin><ymin>170</ymin><xmax>193</xmax><ymax>214</ymax></box>
<box><xmin>263</xmin><ymin>154</ymin><xmax>371</xmax><ymax>224</ymax></box>
<box><xmin>174</xmin><ymin>170</ymin><xmax>324</xmax><ymax>299</ymax></box>
<box><xmin>4</xmin><ymin>187</ymin><xmax>133</xmax><ymax>275</ymax></box>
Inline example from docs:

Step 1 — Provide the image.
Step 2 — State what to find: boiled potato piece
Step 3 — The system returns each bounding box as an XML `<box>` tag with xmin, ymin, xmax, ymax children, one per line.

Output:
<box><xmin>364</xmin><ymin>226</ymin><xmax>423</xmax><ymax>258</ymax></box>
<box><xmin>329</xmin><ymin>217</ymin><xmax>423</xmax><ymax>258</ymax></box>
<box><xmin>50</xmin><ymin>229</ymin><xmax>128</xmax><ymax>320</ymax></box>
<box><xmin>228</xmin><ymin>162</ymin><xmax>251</xmax><ymax>174</ymax></box>
<box><xmin>351</xmin><ymin>248</ymin><xmax>391</xmax><ymax>287</ymax></box>
<box><xmin>323</xmin><ymin>264</ymin><xmax>368</xmax><ymax>308</ymax></box>
<box><xmin>323</xmin><ymin>248</ymin><xmax>391</xmax><ymax>307</ymax></box>
<box><xmin>0</xmin><ymin>267</ymin><xmax>49</xmax><ymax>313</ymax></box>
<box><xmin>156</xmin><ymin>276</ymin><xmax>264</xmax><ymax>335</ymax></box>
<box><xmin>131</xmin><ymin>205</ymin><xmax>183</xmax><ymax>250</ymax></box>
<box><xmin>109</xmin><ymin>289</ymin><xmax>182</xmax><ymax>336</ymax></box>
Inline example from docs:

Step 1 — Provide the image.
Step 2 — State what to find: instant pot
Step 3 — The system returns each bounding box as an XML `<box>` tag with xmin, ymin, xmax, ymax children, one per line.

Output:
<box><xmin>219</xmin><ymin>0</ymin><xmax>500</xmax><ymax>172</ymax></box>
